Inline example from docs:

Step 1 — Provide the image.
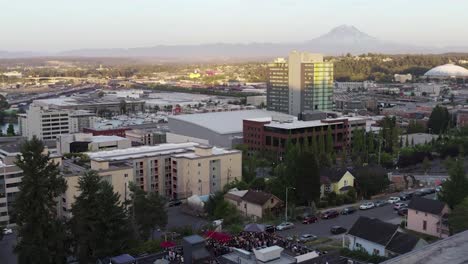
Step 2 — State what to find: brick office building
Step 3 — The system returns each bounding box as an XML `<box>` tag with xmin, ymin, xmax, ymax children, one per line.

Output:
<box><xmin>243</xmin><ymin>116</ymin><xmax>366</xmax><ymax>157</ymax></box>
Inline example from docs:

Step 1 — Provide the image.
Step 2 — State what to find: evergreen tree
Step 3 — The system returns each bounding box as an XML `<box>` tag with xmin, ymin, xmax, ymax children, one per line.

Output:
<box><xmin>129</xmin><ymin>183</ymin><xmax>167</xmax><ymax>240</ymax></box>
<box><xmin>368</xmin><ymin>132</ymin><xmax>375</xmax><ymax>154</ymax></box>
<box><xmin>449</xmin><ymin>196</ymin><xmax>468</xmax><ymax>234</ymax></box>
<box><xmin>439</xmin><ymin>158</ymin><xmax>468</xmax><ymax>209</ymax></box>
<box><xmin>14</xmin><ymin>137</ymin><xmax>68</xmax><ymax>264</ymax></box>
<box><xmin>405</xmin><ymin>135</ymin><xmax>409</xmax><ymax>147</ymax></box>
<box><xmin>7</xmin><ymin>123</ymin><xmax>15</xmax><ymax>136</ymax></box>
<box><xmin>71</xmin><ymin>171</ymin><xmax>131</xmax><ymax>263</ymax></box>
<box><xmin>428</xmin><ymin>105</ymin><xmax>450</xmax><ymax>134</ymax></box>
<box><xmin>326</xmin><ymin>126</ymin><xmax>334</xmax><ymax>154</ymax></box>
<box><xmin>311</xmin><ymin>134</ymin><xmax>318</xmax><ymax>154</ymax></box>
<box><xmin>295</xmin><ymin>149</ymin><xmax>320</xmax><ymax>205</ymax></box>
<box><xmin>318</xmin><ymin>128</ymin><xmax>325</xmax><ymax>154</ymax></box>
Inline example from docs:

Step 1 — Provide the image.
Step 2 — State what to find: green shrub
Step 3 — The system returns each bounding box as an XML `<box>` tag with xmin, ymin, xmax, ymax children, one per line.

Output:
<box><xmin>318</xmin><ymin>200</ymin><xmax>328</xmax><ymax>208</ymax></box>
<box><xmin>335</xmin><ymin>195</ymin><xmax>344</xmax><ymax>206</ymax></box>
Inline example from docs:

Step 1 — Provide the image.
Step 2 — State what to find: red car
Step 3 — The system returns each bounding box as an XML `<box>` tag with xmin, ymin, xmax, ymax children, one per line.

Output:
<box><xmin>302</xmin><ymin>216</ymin><xmax>319</xmax><ymax>224</ymax></box>
<box><xmin>321</xmin><ymin>210</ymin><xmax>339</xmax><ymax>219</ymax></box>
<box><xmin>398</xmin><ymin>208</ymin><xmax>408</xmax><ymax>216</ymax></box>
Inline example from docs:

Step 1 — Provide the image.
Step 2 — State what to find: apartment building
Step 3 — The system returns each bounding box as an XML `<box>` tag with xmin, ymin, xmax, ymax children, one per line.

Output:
<box><xmin>87</xmin><ymin>143</ymin><xmax>242</xmax><ymax>199</ymax></box>
<box><xmin>267</xmin><ymin>51</ymin><xmax>334</xmax><ymax>116</ymax></box>
<box><xmin>18</xmin><ymin>104</ymin><xmax>96</xmax><ymax>140</ymax></box>
<box><xmin>0</xmin><ymin>144</ymin><xmax>23</xmax><ymax>226</ymax></box>
<box><xmin>59</xmin><ymin>158</ymin><xmax>133</xmax><ymax>218</ymax></box>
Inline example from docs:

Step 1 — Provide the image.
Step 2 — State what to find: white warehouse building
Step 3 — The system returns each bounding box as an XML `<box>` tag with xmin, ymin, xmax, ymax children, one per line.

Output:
<box><xmin>167</xmin><ymin>110</ymin><xmax>293</xmax><ymax>148</ymax></box>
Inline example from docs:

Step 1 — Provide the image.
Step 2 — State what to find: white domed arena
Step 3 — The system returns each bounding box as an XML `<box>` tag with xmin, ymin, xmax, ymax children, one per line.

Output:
<box><xmin>424</xmin><ymin>64</ymin><xmax>468</xmax><ymax>79</ymax></box>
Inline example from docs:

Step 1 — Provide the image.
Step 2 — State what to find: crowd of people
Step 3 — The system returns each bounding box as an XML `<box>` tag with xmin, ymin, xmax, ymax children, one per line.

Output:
<box><xmin>206</xmin><ymin>231</ymin><xmax>313</xmax><ymax>257</ymax></box>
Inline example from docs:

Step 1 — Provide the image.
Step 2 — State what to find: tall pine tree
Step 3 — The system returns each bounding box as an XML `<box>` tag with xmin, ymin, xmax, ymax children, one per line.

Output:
<box><xmin>129</xmin><ymin>182</ymin><xmax>167</xmax><ymax>240</ymax></box>
<box><xmin>71</xmin><ymin>171</ymin><xmax>131</xmax><ymax>263</ymax></box>
<box><xmin>14</xmin><ymin>137</ymin><xmax>68</xmax><ymax>264</ymax></box>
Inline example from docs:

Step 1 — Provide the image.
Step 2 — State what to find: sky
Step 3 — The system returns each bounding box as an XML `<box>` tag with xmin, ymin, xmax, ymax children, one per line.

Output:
<box><xmin>2</xmin><ymin>0</ymin><xmax>468</xmax><ymax>52</ymax></box>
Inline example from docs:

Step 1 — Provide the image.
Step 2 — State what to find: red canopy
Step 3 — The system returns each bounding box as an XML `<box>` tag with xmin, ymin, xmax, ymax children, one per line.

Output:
<box><xmin>204</xmin><ymin>231</ymin><xmax>232</xmax><ymax>243</ymax></box>
<box><xmin>160</xmin><ymin>241</ymin><xmax>177</xmax><ymax>248</ymax></box>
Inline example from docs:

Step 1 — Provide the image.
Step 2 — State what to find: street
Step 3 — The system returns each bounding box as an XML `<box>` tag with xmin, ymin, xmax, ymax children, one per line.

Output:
<box><xmin>277</xmin><ymin>204</ymin><xmax>403</xmax><ymax>239</ymax></box>
<box><xmin>0</xmin><ymin>232</ymin><xmax>17</xmax><ymax>264</ymax></box>
<box><xmin>277</xmin><ymin>193</ymin><xmax>436</xmax><ymax>240</ymax></box>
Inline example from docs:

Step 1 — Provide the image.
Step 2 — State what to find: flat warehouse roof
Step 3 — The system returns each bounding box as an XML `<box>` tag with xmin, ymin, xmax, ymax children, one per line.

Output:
<box><xmin>169</xmin><ymin>110</ymin><xmax>294</xmax><ymax>134</ymax></box>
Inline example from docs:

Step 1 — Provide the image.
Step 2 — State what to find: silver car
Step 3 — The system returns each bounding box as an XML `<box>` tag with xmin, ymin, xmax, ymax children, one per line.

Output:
<box><xmin>276</xmin><ymin>222</ymin><xmax>295</xmax><ymax>231</ymax></box>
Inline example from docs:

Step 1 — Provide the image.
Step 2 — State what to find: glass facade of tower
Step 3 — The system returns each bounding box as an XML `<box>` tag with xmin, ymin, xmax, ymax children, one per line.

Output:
<box><xmin>313</xmin><ymin>62</ymin><xmax>333</xmax><ymax>111</ymax></box>
<box><xmin>266</xmin><ymin>61</ymin><xmax>289</xmax><ymax>113</ymax></box>
<box><xmin>302</xmin><ymin>62</ymin><xmax>334</xmax><ymax>112</ymax></box>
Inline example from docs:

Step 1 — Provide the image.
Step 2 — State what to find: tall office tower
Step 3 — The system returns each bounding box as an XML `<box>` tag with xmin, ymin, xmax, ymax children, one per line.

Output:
<box><xmin>267</xmin><ymin>51</ymin><xmax>334</xmax><ymax>116</ymax></box>
<box><xmin>266</xmin><ymin>58</ymin><xmax>289</xmax><ymax>113</ymax></box>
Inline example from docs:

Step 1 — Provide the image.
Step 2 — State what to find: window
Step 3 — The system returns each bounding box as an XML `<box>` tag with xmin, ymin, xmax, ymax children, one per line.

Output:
<box><xmin>344</xmin><ymin>180</ymin><xmax>348</xmax><ymax>186</ymax></box>
<box><xmin>198</xmin><ymin>163</ymin><xmax>201</xmax><ymax>167</ymax></box>
<box><xmin>356</xmin><ymin>243</ymin><xmax>362</xmax><ymax>248</ymax></box>
<box><xmin>423</xmin><ymin>220</ymin><xmax>427</xmax><ymax>231</ymax></box>
<box><xmin>416</xmin><ymin>211</ymin><xmax>418</xmax><ymax>214</ymax></box>
<box><xmin>373</xmin><ymin>249</ymin><xmax>380</xmax><ymax>255</ymax></box>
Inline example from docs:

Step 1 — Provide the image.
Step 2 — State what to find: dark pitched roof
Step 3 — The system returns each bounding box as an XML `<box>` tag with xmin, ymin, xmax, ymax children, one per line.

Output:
<box><xmin>320</xmin><ymin>168</ymin><xmax>352</xmax><ymax>182</ymax></box>
<box><xmin>408</xmin><ymin>197</ymin><xmax>446</xmax><ymax>215</ymax></box>
<box><xmin>386</xmin><ymin>232</ymin><xmax>420</xmax><ymax>255</ymax></box>
<box><xmin>339</xmin><ymin>186</ymin><xmax>353</xmax><ymax>191</ymax></box>
<box><xmin>348</xmin><ymin>216</ymin><xmax>399</xmax><ymax>246</ymax></box>
<box><xmin>241</xmin><ymin>190</ymin><xmax>275</xmax><ymax>205</ymax></box>
<box><xmin>224</xmin><ymin>192</ymin><xmax>243</xmax><ymax>202</ymax></box>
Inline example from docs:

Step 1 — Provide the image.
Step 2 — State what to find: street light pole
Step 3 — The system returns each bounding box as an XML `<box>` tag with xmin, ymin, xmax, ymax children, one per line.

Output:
<box><xmin>285</xmin><ymin>187</ymin><xmax>295</xmax><ymax>221</ymax></box>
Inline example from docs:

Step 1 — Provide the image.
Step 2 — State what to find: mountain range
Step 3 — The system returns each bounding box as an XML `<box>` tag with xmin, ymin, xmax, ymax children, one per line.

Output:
<box><xmin>1</xmin><ymin>25</ymin><xmax>468</xmax><ymax>60</ymax></box>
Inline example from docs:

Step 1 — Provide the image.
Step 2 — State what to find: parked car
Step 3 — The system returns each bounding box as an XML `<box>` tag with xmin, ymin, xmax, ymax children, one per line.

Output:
<box><xmin>299</xmin><ymin>234</ymin><xmax>318</xmax><ymax>242</ymax></box>
<box><xmin>341</xmin><ymin>207</ymin><xmax>357</xmax><ymax>215</ymax></box>
<box><xmin>265</xmin><ymin>225</ymin><xmax>276</xmax><ymax>233</ymax></box>
<box><xmin>388</xmin><ymin>197</ymin><xmax>401</xmax><ymax>204</ymax></box>
<box><xmin>167</xmin><ymin>200</ymin><xmax>182</xmax><ymax>207</ymax></box>
<box><xmin>398</xmin><ymin>208</ymin><xmax>408</xmax><ymax>216</ymax></box>
<box><xmin>276</xmin><ymin>222</ymin><xmax>295</xmax><ymax>231</ymax></box>
<box><xmin>321</xmin><ymin>210</ymin><xmax>339</xmax><ymax>219</ymax></box>
<box><xmin>393</xmin><ymin>202</ymin><xmax>408</xmax><ymax>210</ymax></box>
<box><xmin>302</xmin><ymin>216</ymin><xmax>319</xmax><ymax>224</ymax></box>
<box><xmin>374</xmin><ymin>200</ymin><xmax>388</xmax><ymax>207</ymax></box>
<box><xmin>330</xmin><ymin>226</ymin><xmax>347</xmax><ymax>234</ymax></box>
<box><xmin>3</xmin><ymin>228</ymin><xmax>12</xmax><ymax>235</ymax></box>
<box><xmin>399</xmin><ymin>193</ymin><xmax>412</xmax><ymax>201</ymax></box>
<box><xmin>413</xmin><ymin>191</ymin><xmax>424</xmax><ymax>197</ymax></box>
<box><xmin>359</xmin><ymin>202</ymin><xmax>375</xmax><ymax>210</ymax></box>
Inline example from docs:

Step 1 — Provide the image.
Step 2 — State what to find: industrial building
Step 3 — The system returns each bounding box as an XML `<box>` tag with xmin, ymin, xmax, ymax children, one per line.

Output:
<box><xmin>167</xmin><ymin>110</ymin><xmax>293</xmax><ymax>148</ymax></box>
<box><xmin>32</xmin><ymin>93</ymin><xmax>145</xmax><ymax>115</ymax></box>
<box><xmin>56</xmin><ymin>133</ymin><xmax>131</xmax><ymax>154</ymax></box>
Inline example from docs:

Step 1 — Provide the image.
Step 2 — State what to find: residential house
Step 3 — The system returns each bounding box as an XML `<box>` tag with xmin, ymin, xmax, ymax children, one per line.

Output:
<box><xmin>320</xmin><ymin>168</ymin><xmax>355</xmax><ymax>197</ymax></box>
<box><xmin>225</xmin><ymin>190</ymin><xmax>282</xmax><ymax>220</ymax></box>
<box><xmin>345</xmin><ymin>216</ymin><xmax>427</xmax><ymax>257</ymax></box>
<box><xmin>407</xmin><ymin>197</ymin><xmax>450</xmax><ymax>238</ymax></box>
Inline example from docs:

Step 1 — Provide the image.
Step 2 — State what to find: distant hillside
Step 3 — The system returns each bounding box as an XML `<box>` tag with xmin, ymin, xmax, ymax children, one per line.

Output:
<box><xmin>2</xmin><ymin>25</ymin><xmax>468</xmax><ymax>60</ymax></box>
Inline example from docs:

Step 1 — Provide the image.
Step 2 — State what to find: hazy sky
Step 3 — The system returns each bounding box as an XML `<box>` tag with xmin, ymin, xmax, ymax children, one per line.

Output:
<box><xmin>2</xmin><ymin>0</ymin><xmax>468</xmax><ymax>51</ymax></box>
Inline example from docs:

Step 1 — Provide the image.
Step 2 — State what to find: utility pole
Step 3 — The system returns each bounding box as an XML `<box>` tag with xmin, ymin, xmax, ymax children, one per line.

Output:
<box><xmin>285</xmin><ymin>187</ymin><xmax>295</xmax><ymax>221</ymax></box>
